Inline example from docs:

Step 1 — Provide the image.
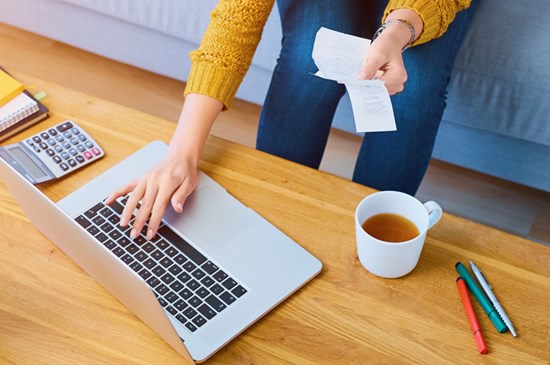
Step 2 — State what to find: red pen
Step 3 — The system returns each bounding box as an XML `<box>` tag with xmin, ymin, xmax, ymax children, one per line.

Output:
<box><xmin>456</xmin><ymin>277</ymin><xmax>489</xmax><ymax>354</ymax></box>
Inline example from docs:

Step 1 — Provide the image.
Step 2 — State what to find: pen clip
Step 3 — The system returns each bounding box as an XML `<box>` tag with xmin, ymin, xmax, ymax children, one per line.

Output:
<box><xmin>479</xmin><ymin>270</ymin><xmax>492</xmax><ymax>290</ymax></box>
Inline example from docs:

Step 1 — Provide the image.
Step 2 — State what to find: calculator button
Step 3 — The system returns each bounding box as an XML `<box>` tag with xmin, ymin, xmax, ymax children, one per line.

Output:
<box><xmin>70</xmin><ymin>138</ymin><xmax>79</xmax><ymax>145</ymax></box>
<box><xmin>32</xmin><ymin>136</ymin><xmax>41</xmax><ymax>143</ymax></box>
<box><xmin>71</xmin><ymin>128</ymin><xmax>80</xmax><ymax>135</ymax></box>
<box><xmin>77</xmin><ymin>145</ymin><xmax>85</xmax><ymax>152</ymax></box>
<box><xmin>60</xmin><ymin>163</ymin><xmax>69</xmax><ymax>171</ymax></box>
<box><xmin>46</xmin><ymin>149</ymin><xmax>55</xmax><ymax>157</ymax></box>
<box><xmin>33</xmin><ymin>146</ymin><xmax>41</xmax><ymax>153</ymax></box>
<box><xmin>68</xmin><ymin>159</ymin><xmax>77</xmax><ymax>167</ymax></box>
<box><xmin>48</xmin><ymin>138</ymin><xmax>56</xmax><ymax>146</ymax></box>
<box><xmin>85</xmin><ymin>141</ymin><xmax>93</xmax><ymax>149</ymax></box>
<box><xmin>56</xmin><ymin>122</ymin><xmax>73</xmax><ymax>132</ymax></box>
<box><xmin>78</xmin><ymin>134</ymin><xmax>87</xmax><ymax>142</ymax></box>
<box><xmin>39</xmin><ymin>142</ymin><xmax>48</xmax><ymax>150</ymax></box>
<box><xmin>83</xmin><ymin>151</ymin><xmax>93</xmax><ymax>159</ymax></box>
<box><xmin>48</xmin><ymin>129</ymin><xmax>57</xmax><ymax>136</ymax></box>
<box><xmin>91</xmin><ymin>148</ymin><xmax>101</xmax><ymax>156</ymax></box>
<box><xmin>26</xmin><ymin>139</ymin><xmax>34</xmax><ymax>146</ymax></box>
<box><xmin>55</xmin><ymin>135</ymin><xmax>64</xmax><ymax>142</ymax></box>
<box><xmin>54</xmin><ymin>145</ymin><xmax>63</xmax><ymax>153</ymax></box>
<box><xmin>53</xmin><ymin>156</ymin><xmax>62</xmax><ymax>164</ymax></box>
<box><xmin>64</xmin><ymin>132</ymin><xmax>72</xmax><ymax>139</ymax></box>
<box><xmin>76</xmin><ymin>155</ymin><xmax>85</xmax><ymax>164</ymax></box>
<box><xmin>69</xmin><ymin>148</ymin><xmax>78</xmax><ymax>156</ymax></box>
<box><xmin>40</xmin><ymin>132</ymin><xmax>49</xmax><ymax>139</ymax></box>
<box><xmin>61</xmin><ymin>152</ymin><xmax>70</xmax><ymax>160</ymax></box>
<box><xmin>62</xmin><ymin>141</ymin><xmax>71</xmax><ymax>149</ymax></box>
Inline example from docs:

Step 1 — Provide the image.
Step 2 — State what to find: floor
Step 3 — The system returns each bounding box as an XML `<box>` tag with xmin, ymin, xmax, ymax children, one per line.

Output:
<box><xmin>1</xmin><ymin>23</ymin><xmax>549</xmax><ymax>246</ymax></box>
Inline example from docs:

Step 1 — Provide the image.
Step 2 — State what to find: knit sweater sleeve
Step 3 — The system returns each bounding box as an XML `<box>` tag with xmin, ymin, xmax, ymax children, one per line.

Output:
<box><xmin>383</xmin><ymin>0</ymin><xmax>472</xmax><ymax>46</ymax></box>
<box><xmin>184</xmin><ymin>0</ymin><xmax>275</xmax><ymax>110</ymax></box>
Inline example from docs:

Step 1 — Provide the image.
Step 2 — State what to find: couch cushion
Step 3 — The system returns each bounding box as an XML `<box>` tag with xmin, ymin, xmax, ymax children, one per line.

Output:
<box><xmin>57</xmin><ymin>0</ymin><xmax>282</xmax><ymax>73</ymax></box>
<box><xmin>443</xmin><ymin>0</ymin><xmax>550</xmax><ymax>146</ymax></box>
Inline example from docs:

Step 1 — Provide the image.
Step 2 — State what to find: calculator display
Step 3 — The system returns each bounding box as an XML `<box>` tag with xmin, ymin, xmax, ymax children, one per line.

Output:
<box><xmin>8</xmin><ymin>145</ymin><xmax>48</xmax><ymax>180</ymax></box>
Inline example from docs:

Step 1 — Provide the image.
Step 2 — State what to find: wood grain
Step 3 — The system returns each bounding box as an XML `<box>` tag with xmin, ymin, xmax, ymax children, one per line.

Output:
<box><xmin>0</xmin><ymin>71</ymin><xmax>549</xmax><ymax>364</ymax></box>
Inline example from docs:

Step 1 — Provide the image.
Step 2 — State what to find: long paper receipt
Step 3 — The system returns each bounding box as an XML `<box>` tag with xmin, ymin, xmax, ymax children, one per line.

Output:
<box><xmin>312</xmin><ymin>27</ymin><xmax>396</xmax><ymax>133</ymax></box>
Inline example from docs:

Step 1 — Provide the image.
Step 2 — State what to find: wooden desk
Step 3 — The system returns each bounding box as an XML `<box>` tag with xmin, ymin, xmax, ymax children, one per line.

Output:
<box><xmin>1</xmin><ymin>72</ymin><xmax>549</xmax><ymax>364</ymax></box>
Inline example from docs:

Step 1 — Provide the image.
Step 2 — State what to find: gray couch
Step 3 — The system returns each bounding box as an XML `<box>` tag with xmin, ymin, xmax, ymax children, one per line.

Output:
<box><xmin>3</xmin><ymin>0</ymin><xmax>549</xmax><ymax>192</ymax></box>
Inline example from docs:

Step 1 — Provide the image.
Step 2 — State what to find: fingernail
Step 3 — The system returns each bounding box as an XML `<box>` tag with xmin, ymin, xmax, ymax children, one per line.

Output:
<box><xmin>147</xmin><ymin>229</ymin><xmax>154</xmax><ymax>240</ymax></box>
<box><xmin>130</xmin><ymin>229</ymin><xmax>137</xmax><ymax>239</ymax></box>
<box><xmin>176</xmin><ymin>202</ymin><xmax>183</xmax><ymax>213</ymax></box>
<box><xmin>357</xmin><ymin>71</ymin><xmax>367</xmax><ymax>79</ymax></box>
<box><xmin>120</xmin><ymin>216</ymin><xmax>128</xmax><ymax>227</ymax></box>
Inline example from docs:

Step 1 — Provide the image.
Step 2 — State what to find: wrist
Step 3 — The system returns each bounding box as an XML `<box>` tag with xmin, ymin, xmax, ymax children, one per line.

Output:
<box><xmin>378</xmin><ymin>9</ymin><xmax>424</xmax><ymax>50</ymax></box>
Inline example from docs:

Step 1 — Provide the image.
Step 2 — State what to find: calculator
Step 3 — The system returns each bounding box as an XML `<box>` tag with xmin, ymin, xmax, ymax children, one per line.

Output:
<box><xmin>0</xmin><ymin>120</ymin><xmax>105</xmax><ymax>184</ymax></box>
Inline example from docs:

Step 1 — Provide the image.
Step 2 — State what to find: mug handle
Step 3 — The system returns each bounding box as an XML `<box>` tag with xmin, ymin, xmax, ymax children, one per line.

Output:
<box><xmin>424</xmin><ymin>201</ymin><xmax>443</xmax><ymax>230</ymax></box>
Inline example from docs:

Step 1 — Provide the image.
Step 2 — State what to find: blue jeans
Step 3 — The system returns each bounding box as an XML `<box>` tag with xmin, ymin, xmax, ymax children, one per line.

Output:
<box><xmin>256</xmin><ymin>0</ymin><xmax>479</xmax><ymax>195</ymax></box>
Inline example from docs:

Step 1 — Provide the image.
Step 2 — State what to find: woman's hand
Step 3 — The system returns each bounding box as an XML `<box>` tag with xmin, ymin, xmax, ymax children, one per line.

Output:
<box><xmin>357</xmin><ymin>9</ymin><xmax>424</xmax><ymax>95</ymax></box>
<box><xmin>105</xmin><ymin>151</ymin><xmax>199</xmax><ymax>240</ymax></box>
<box><xmin>105</xmin><ymin>93</ymin><xmax>223</xmax><ymax>241</ymax></box>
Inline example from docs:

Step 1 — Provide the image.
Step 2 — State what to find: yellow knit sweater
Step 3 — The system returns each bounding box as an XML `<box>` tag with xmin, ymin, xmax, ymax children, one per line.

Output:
<box><xmin>185</xmin><ymin>0</ymin><xmax>471</xmax><ymax>109</ymax></box>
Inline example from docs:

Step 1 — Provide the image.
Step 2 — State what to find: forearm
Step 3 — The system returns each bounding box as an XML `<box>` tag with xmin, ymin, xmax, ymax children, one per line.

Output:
<box><xmin>383</xmin><ymin>0</ymin><xmax>471</xmax><ymax>45</ymax></box>
<box><xmin>168</xmin><ymin>93</ymin><xmax>223</xmax><ymax>163</ymax></box>
<box><xmin>380</xmin><ymin>9</ymin><xmax>424</xmax><ymax>50</ymax></box>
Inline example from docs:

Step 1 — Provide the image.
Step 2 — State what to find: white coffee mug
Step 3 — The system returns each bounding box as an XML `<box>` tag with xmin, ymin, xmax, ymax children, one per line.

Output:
<box><xmin>355</xmin><ymin>191</ymin><xmax>442</xmax><ymax>278</ymax></box>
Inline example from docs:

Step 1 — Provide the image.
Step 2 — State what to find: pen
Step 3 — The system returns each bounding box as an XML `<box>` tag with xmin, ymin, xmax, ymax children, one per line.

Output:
<box><xmin>469</xmin><ymin>261</ymin><xmax>517</xmax><ymax>337</ymax></box>
<box><xmin>455</xmin><ymin>261</ymin><xmax>507</xmax><ymax>333</ymax></box>
<box><xmin>456</xmin><ymin>277</ymin><xmax>488</xmax><ymax>354</ymax></box>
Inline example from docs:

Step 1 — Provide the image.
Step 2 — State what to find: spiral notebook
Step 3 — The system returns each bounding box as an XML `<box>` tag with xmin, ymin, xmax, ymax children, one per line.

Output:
<box><xmin>0</xmin><ymin>90</ymin><xmax>49</xmax><ymax>142</ymax></box>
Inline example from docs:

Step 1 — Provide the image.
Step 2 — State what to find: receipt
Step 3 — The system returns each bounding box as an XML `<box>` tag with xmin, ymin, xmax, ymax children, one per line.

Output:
<box><xmin>312</xmin><ymin>27</ymin><xmax>396</xmax><ymax>133</ymax></box>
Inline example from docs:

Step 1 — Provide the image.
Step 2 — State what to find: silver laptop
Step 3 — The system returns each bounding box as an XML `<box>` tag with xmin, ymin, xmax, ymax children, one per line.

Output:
<box><xmin>0</xmin><ymin>140</ymin><xmax>322</xmax><ymax>362</ymax></box>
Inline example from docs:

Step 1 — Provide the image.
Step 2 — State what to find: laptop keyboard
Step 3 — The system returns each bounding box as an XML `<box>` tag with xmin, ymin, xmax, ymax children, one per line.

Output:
<box><xmin>74</xmin><ymin>196</ymin><xmax>247</xmax><ymax>333</ymax></box>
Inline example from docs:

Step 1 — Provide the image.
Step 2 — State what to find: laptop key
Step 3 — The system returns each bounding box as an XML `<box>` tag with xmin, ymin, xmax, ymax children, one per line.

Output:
<box><xmin>232</xmin><ymin>285</ymin><xmax>247</xmax><ymax>298</ymax></box>
<box><xmin>99</xmin><ymin>207</ymin><xmax>112</xmax><ymax>218</ymax></box>
<box><xmin>183</xmin><ymin>261</ymin><xmax>197</xmax><ymax>273</ymax></box>
<box><xmin>75</xmin><ymin>215</ymin><xmax>91</xmax><ymax>229</ymax></box>
<box><xmin>212</xmin><ymin>270</ymin><xmax>228</xmax><ymax>282</ymax></box>
<box><xmin>195</xmin><ymin>287</ymin><xmax>209</xmax><ymax>299</ymax></box>
<box><xmin>188</xmin><ymin>296</ymin><xmax>202</xmax><ymax>308</ymax></box>
<box><xmin>138</xmin><ymin>269</ymin><xmax>152</xmax><ymax>280</ymax></box>
<box><xmin>112</xmin><ymin>247</ymin><xmax>125</xmax><ymax>257</ymax></box>
<box><xmin>86</xmin><ymin>226</ymin><xmax>99</xmax><ymax>236</ymax></box>
<box><xmin>143</xmin><ymin>259</ymin><xmax>156</xmax><ymax>269</ymax></box>
<box><xmin>164</xmin><ymin>246</ymin><xmax>178</xmax><ymax>257</ymax></box>
<box><xmin>202</xmin><ymin>261</ymin><xmax>219</xmax><ymax>275</ymax></box>
<box><xmin>156</xmin><ymin>284</ymin><xmax>169</xmax><ymax>296</ymax></box>
<box><xmin>205</xmin><ymin>295</ymin><xmax>227</xmax><ymax>312</ymax></box>
<box><xmin>158</xmin><ymin>225</ymin><xmax>207</xmax><ymax>265</ymax></box>
<box><xmin>192</xmin><ymin>268</ymin><xmax>206</xmax><ymax>280</ymax></box>
<box><xmin>165</xmin><ymin>291</ymin><xmax>179</xmax><ymax>303</ymax></box>
<box><xmin>157</xmin><ymin>239</ymin><xmax>170</xmax><ymax>250</ymax></box>
<box><xmin>170</xmin><ymin>281</ymin><xmax>184</xmax><ymax>293</ymax></box>
<box><xmin>121</xmin><ymin>254</ymin><xmax>134</xmax><ymax>265</ymax></box>
<box><xmin>160</xmin><ymin>273</ymin><xmax>175</xmax><ymax>285</ymax></box>
<box><xmin>126</xmin><ymin>244</ymin><xmax>139</xmax><ymax>254</ymax></box>
<box><xmin>185</xmin><ymin>322</ymin><xmax>197</xmax><ymax>332</ymax></box>
<box><xmin>92</xmin><ymin>216</ymin><xmax>105</xmax><ymax>226</ymax></box>
<box><xmin>174</xmin><ymin>299</ymin><xmax>187</xmax><ymax>312</ymax></box>
<box><xmin>135</xmin><ymin>251</ymin><xmax>148</xmax><ymax>262</ymax></box>
<box><xmin>178</xmin><ymin>272</ymin><xmax>191</xmax><ymax>283</ymax></box>
<box><xmin>158</xmin><ymin>297</ymin><xmax>168</xmax><ymax>307</ymax></box>
<box><xmin>179</xmin><ymin>288</ymin><xmax>192</xmax><ymax>300</ymax></box>
<box><xmin>103</xmin><ymin>240</ymin><xmax>116</xmax><ymax>250</ymax></box>
<box><xmin>147</xmin><ymin>277</ymin><xmax>160</xmax><ymax>288</ymax></box>
<box><xmin>168</xmin><ymin>265</ymin><xmax>183</xmax><ymax>276</ymax></box>
<box><xmin>142</xmin><ymin>243</ymin><xmax>155</xmax><ymax>253</ymax></box>
<box><xmin>210</xmin><ymin>284</ymin><xmax>223</xmax><ymax>295</ymax></box>
<box><xmin>130</xmin><ymin>262</ymin><xmax>143</xmax><ymax>273</ymax></box>
<box><xmin>109</xmin><ymin>200</ymin><xmax>125</xmax><ymax>215</ymax></box>
<box><xmin>219</xmin><ymin>291</ymin><xmax>236</xmax><ymax>305</ymax></box>
<box><xmin>183</xmin><ymin>307</ymin><xmax>197</xmax><ymax>319</ymax></box>
<box><xmin>187</xmin><ymin>279</ymin><xmax>200</xmax><ymax>291</ymax></box>
<box><xmin>175</xmin><ymin>314</ymin><xmax>187</xmax><ymax>325</ymax></box>
<box><xmin>134</xmin><ymin>235</ymin><xmax>147</xmax><ymax>246</ymax></box>
<box><xmin>173</xmin><ymin>254</ymin><xmax>187</xmax><ymax>265</ymax></box>
<box><xmin>222</xmin><ymin>278</ymin><xmax>237</xmax><ymax>290</ymax></box>
<box><xmin>201</xmin><ymin>276</ymin><xmax>214</xmax><ymax>288</ymax></box>
<box><xmin>192</xmin><ymin>315</ymin><xmax>207</xmax><ymax>328</ymax></box>
<box><xmin>117</xmin><ymin>237</ymin><xmax>131</xmax><ymax>247</ymax></box>
<box><xmin>84</xmin><ymin>202</ymin><xmax>104</xmax><ymax>218</ymax></box>
<box><xmin>109</xmin><ymin>230</ymin><xmax>122</xmax><ymax>240</ymax></box>
<box><xmin>152</xmin><ymin>266</ymin><xmax>166</xmax><ymax>277</ymax></box>
<box><xmin>100</xmin><ymin>222</ymin><xmax>114</xmax><ymax>233</ymax></box>
<box><xmin>159</xmin><ymin>257</ymin><xmax>174</xmax><ymax>268</ymax></box>
<box><xmin>166</xmin><ymin>306</ymin><xmax>177</xmax><ymax>316</ymax></box>
<box><xmin>151</xmin><ymin>249</ymin><xmax>165</xmax><ymax>261</ymax></box>
<box><xmin>197</xmin><ymin>304</ymin><xmax>216</xmax><ymax>320</ymax></box>
<box><xmin>95</xmin><ymin>232</ymin><xmax>108</xmax><ymax>243</ymax></box>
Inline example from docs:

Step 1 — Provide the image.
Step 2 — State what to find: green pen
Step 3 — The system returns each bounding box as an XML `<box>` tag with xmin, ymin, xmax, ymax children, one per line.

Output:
<box><xmin>455</xmin><ymin>261</ymin><xmax>508</xmax><ymax>333</ymax></box>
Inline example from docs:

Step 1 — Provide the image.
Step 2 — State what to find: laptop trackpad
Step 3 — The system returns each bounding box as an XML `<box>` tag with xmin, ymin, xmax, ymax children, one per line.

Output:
<box><xmin>176</xmin><ymin>186</ymin><xmax>253</xmax><ymax>249</ymax></box>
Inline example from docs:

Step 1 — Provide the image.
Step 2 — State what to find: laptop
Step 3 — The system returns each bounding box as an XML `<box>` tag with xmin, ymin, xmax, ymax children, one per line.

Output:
<box><xmin>0</xmin><ymin>140</ymin><xmax>322</xmax><ymax>362</ymax></box>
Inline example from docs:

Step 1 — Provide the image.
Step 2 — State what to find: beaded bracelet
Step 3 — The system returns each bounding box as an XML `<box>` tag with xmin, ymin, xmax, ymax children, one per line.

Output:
<box><xmin>372</xmin><ymin>19</ymin><xmax>416</xmax><ymax>52</ymax></box>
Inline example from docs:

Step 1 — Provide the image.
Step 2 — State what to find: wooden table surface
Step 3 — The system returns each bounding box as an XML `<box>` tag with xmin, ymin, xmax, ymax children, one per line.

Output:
<box><xmin>1</xmin><ymin>72</ymin><xmax>549</xmax><ymax>365</ymax></box>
